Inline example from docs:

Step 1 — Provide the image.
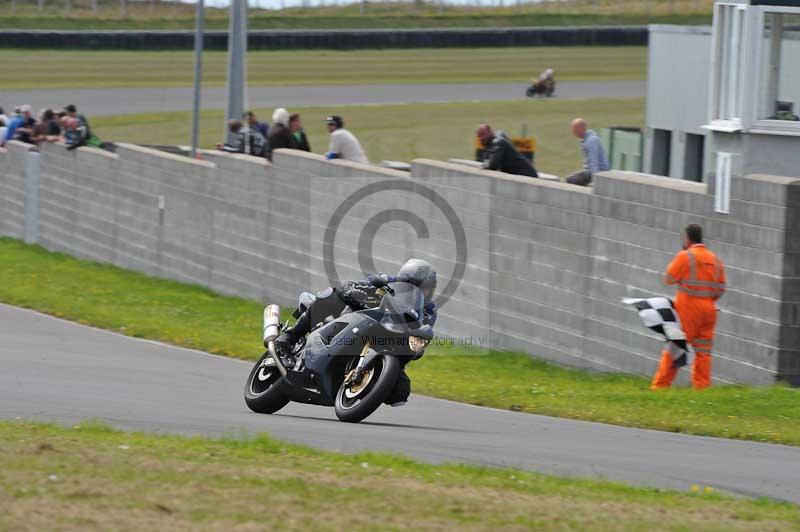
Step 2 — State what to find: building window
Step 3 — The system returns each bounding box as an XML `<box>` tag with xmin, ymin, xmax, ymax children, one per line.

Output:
<box><xmin>684</xmin><ymin>133</ymin><xmax>705</xmax><ymax>182</ymax></box>
<box><xmin>758</xmin><ymin>13</ymin><xmax>800</xmax><ymax>122</ymax></box>
<box><xmin>711</xmin><ymin>3</ymin><xmax>747</xmax><ymax>125</ymax></box>
<box><xmin>651</xmin><ymin>129</ymin><xmax>672</xmax><ymax>176</ymax></box>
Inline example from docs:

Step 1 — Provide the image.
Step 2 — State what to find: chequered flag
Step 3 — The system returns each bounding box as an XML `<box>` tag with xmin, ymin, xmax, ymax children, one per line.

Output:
<box><xmin>623</xmin><ymin>297</ymin><xmax>692</xmax><ymax>368</ymax></box>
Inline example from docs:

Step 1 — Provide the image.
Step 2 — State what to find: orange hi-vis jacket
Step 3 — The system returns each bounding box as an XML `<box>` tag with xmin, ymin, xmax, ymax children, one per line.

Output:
<box><xmin>664</xmin><ymin>244</ymin><xmax>726</xmax><ymax>307</ymax></box>
<box><xmin>652</xmin><ymin>244</ymin><xmax>726</xmax><ymax>389</ymax></box>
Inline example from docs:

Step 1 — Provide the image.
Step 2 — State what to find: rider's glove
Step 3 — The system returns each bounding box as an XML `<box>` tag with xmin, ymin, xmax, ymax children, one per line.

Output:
<box><xmin>325</xmin><ymin>152</ymin><xmax>340</xmax><ymax>160</ymax></box>
<box><xmin>342</xmin><ymin>286</ymin><xmax>370</xmax><ymax>306</ymax></box>
<box><xmin>366</xmin><ymin>274</ymin><xmax>389</xmax><ymax>288</ymax></box>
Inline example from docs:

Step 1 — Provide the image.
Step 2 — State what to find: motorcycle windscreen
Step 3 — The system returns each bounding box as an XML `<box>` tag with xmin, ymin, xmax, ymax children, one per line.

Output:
<box><xmin>379</xmin><ymin>282</ymin><xmax>426</xmax><ymax>334</ymax></box>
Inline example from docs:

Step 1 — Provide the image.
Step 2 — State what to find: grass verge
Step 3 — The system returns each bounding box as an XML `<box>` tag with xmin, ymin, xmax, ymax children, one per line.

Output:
<box><xmin>89</xmin><ymin>98</ymin><xmax>645</xmax><ymax>177</ymax></box>
<box><xmin>1</xmin><ymin>238</ymin><xmax>798</xmax><ymax>446</ymax></box>
<box><xmin>0</xmin><ymin>46</ymin><xmax>646</xmax><ymax>90</ymax></box>
<box><xmin>1</xmin><ymin>420</ymin><xmax>798</xmax><ymax>531</ymax></box>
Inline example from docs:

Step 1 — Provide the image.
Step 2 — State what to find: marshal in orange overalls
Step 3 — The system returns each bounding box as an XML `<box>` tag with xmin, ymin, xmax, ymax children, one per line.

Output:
<box><xmin>651</xmin><ymin>244</ymin><xmax>726</xmax><ymax>389</ymax></box>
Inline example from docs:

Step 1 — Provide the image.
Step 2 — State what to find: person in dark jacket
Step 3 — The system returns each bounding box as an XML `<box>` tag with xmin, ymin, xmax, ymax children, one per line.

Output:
<box><xmin>476</xmin><ymin>123</ymin><xmax>538</xmax><ymax>178</ymax></box>
<box><xmin>63</xmin><ymin>117</ymin><xmax>102</xmax><ymax>150</ymax></box>
<box><xmin>289</xmin><ymin>113</ymin><xmax>311</xmax><ymax>152</ymax></box>
<box><xmin>244</xmin><ymin>110</ymin><xmax>269</xmax><ymax>139</ymax></box>
<box><xmin>266</xmin><ymin>107</ymin><xmax>294</xmax><ymax>161</ymax></box>
<box><xmin>216</xmin><ymin>119</ymin><xmax>268</xmax><ymax>158</ymax></box>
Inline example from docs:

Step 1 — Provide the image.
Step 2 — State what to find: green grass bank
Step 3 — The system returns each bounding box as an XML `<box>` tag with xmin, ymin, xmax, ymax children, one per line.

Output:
<box><xmin>2</xmin><ymin>420</ymin><xmax>797</xmax><ymax>531</ymax></box>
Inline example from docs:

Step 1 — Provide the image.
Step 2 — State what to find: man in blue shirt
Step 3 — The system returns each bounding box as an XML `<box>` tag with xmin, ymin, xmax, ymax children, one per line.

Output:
<box><xmin>244</xmin><ymin>111</ymin><xmax>269</xmax><ymax>139</ymax></box>
<box><xmin>0</xmin><ymin>105</ymin><xmax>32</xmax><ymax>147</ymax></box>
<box><xmin>566</xmin><ymin>118</ymin><xmax>610</xmax><ymax>187</ymax></box>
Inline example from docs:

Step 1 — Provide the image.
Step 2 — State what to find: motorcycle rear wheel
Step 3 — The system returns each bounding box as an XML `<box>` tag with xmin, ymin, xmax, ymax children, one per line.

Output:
<box><xmin>243</xmin><ymin>352</ymin><xmax>291</xmax><ymax>414</ymax></box>
<box><xmin>334</xmin><ymin>355</ymin><xmax>400</xmax><ymax>423</ymax></box>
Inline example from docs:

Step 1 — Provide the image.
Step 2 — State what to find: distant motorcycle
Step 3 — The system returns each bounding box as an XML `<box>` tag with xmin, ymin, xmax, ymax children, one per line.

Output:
<box><xmin>243</xmin><ymin>282</ymin><xmax>433</xmax><ymax>423</ymax></box>
<box><xmin>526</xmin><ymin>78</ymin><xmax>556</xmax><ymax>98</ymax></box>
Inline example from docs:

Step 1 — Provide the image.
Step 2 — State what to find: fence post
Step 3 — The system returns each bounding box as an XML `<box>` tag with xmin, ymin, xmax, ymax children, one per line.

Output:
<box><xmin>38</xmin><ymin>0</ymin><xmax>44</xmax><ymax>14</ymax></box>
<box><xmin>24</xmin><ymin>151</ymin><xmax>41</xmax><ymax>245</ymax></box>
<box><xmin>120</xmin><ymin>0</ymin><xmax>126</xmax><ymax>17</ymax></box>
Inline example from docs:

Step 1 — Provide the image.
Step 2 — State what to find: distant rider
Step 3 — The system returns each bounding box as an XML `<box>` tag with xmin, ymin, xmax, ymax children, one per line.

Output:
<box><xmin>276</xmin><ymin>258</ymin><xmax>438</xmax><ymax>407</ymax></box>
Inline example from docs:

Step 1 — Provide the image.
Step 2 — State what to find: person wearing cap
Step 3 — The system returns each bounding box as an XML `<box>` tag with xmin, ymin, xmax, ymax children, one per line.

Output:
<box><xmin>267</xmin><ymin>107</ymin><xmax>294</xmax><ymax>161</ymax></box>
<box><xmin>64</xmin><ymin>104</ymin><xmax>89</xmax><ymax>129</ymax></box>
<box><xmin>0</xmin><ymin>105</ymin><xmax>32</xmax><ymax>147</ymax></box>
<box><xmin>325</xmin><ymin>115</ymin><xmax>368</xmax><ymax>165</ymax></box>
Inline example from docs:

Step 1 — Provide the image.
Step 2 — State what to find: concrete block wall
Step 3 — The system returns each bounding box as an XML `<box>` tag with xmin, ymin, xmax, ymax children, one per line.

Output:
<box><xmin>1</xmin><ymin>143</ymin><xmax>797</xmax><ymax>385</ymax></box>
<box><xmin>0</xmin><ymin>142</ymin><xmax>31</xmax><ymax>241</ymax></box>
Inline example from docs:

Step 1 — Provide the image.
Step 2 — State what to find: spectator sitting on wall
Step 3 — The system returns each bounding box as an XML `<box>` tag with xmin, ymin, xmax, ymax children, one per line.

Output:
<box><xmin>267</xmin><ymin>108</ymin><xmax>294</xmax><ymax>161</ymax></box>
<box><xmin>0</xmin><ymin>105</ymin><xmax>33</xmax><ymax>147</ymax></box>
<box><xmin>31</xmin><ymin>109</ymin><xmax>62</xmax><ymax>144</ymax></box>
<box><xmin>64</xmin><ymin>117</ymin><xmax>106</xmax><ymax>151</ymax></box>
<box><xmin>244</xmin><ymin>110</ymin><xmax>269</xmax><ymax>138</ymax></box>
<box><xmin>289</xmin><ymin>113</ymin><xmax>311</xmax><ymax>152</ymax></box>
<box><xmin>216</xmin><ymin>119</ymin><xmax>268</xmax><ymax>158</ymax></box>
<box><xmin>566</xmin><ymin>118</ymin><xmax>610</xmax><ymax>187</ymax></box>
<box><xmin>325</xmin><ymin>115</ymin><xmax>368</xmax><ymax>164</ymax></box>
<box><xmin>476</xmin><ymin>123</ymin><xmax>538</xmax><ymax>178</ymax></box>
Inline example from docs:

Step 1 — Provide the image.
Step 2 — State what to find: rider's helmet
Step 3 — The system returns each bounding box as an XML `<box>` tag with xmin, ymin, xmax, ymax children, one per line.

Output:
<box><xmin>397</xmin><ymin>258</ymin><xmax>437</xmax><ymax>304</ymax></box>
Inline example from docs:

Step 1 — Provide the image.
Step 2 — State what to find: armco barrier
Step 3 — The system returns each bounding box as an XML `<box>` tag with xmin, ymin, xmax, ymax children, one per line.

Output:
<box><xmin>0</xmin><ymin>26</ymin><xmax>647</xmax><ymax>50</ymax></box>
<box><xmin>1</xmin><ymin>142</ymin><xmax>797</xmax><ymax>385</ymax></box>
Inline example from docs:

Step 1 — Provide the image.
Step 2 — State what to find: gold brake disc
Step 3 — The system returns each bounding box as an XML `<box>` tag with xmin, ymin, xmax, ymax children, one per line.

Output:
<box><xmin>344</xmin><ymin>368</ymin><xmax>375</xmax><ymax>399</ymax></box>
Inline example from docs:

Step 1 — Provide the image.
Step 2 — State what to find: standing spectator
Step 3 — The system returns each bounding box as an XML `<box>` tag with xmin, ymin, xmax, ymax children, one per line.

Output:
<box><xmin>566</xmin><ymin>118</ymin><xmax>610</xmax><ymax>187</ymax></box>
<box><xmin>63</xmin><ymin>104</ymin><xmax>89</xmax><ymax>129</ymax></box>
<box><xmin>216</xmin><ymin>119</ymin><xmax>268</xmax><ymax>158</ymax></box>
<box><xmin>476</xmin><ymin>123</ymin><xmax>538</xmax><ymax>178</ymax></box>
<box><xmin>325</xmin><ymin>115</ymin><xmax>368</xmax><ymax>164</ymax></box>
<box><xmin>0</xmin><ymin>106</ymin><xmax>8</xmax><ymax>145</ymax></box>
<box><xmin>267</xmin><ymin>107</ymin><xmax>294</xmax><ymax>161</ymax></box>
<box><xmin>31</xmin><ymin>109</ymin><xmax>61</xmax><ymax>144</ymax></box>
<box><xmin>63</xmin><ymin>117</ymin><xmax>106</xmax><ymax>151</ymax></box>
<box><xmin>244</xmin><ymin>111</ymin><xmax>269</xmax><ymax>139</ymax></box>
<box><xmin>289</xmin><ymin>113</ymin><xmax>311</xmax><ymax>152</ymax></box>
<box><xmin>1</xmin><ymin>105</ymin><xmax>32</xmax><ymax>147</ymax></box>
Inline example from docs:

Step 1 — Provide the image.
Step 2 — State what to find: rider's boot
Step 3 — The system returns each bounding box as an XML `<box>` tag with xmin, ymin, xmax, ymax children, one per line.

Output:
<box><xmin>274</xmin><ymin>311</ymin><xmax>312</xmax><ymax>354</ymax></box>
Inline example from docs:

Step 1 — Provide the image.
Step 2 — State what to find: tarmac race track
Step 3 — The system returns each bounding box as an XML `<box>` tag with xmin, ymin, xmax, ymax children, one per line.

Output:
<box><xmin>7</xmin><ymin>80</ymin><xmax>645</xmax><ymax>117</ymax></box>
<box><xmin>2</xmin><ymin>303</ymin><xmax>799</xmax><ymax>504</ymax></box>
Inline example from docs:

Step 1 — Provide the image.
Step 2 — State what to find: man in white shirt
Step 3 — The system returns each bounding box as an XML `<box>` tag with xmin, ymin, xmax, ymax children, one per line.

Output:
<box><xmin>325</xmin><ymin>115</ymin><xmax>368</xmax><ymax>165</ymax></box>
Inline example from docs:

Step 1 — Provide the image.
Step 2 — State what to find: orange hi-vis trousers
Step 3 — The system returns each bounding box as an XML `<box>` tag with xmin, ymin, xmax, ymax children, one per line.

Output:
<box><xmin>651</xmin><ymin>297</ymin><xmax>717</xmax><ymax>389</ymax></box>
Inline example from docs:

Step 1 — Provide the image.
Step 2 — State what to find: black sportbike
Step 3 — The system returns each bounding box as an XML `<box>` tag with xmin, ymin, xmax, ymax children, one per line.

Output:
<box><xmin>244</xmin><ymin>282</ymin><xmax>433</xmax><ymax>423</ymax></box>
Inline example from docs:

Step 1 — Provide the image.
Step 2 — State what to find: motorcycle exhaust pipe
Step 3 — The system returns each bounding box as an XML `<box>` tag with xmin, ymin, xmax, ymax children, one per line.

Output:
<box><xmin>262</xmin><ymin>305</ymin><xmax>288</xmax><ymax>379</ymax></box>
<box><xmin>263</xmin><ymin>304</ymin><xmax>281</xmax><ymax>345</ymax></box>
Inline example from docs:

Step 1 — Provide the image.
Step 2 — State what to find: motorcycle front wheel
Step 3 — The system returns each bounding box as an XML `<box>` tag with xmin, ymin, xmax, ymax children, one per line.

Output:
<box><xmin>334</xmin><ymin>355</ymin><xmax>400</xmax><ymax>423</ymax></box>
<box><xmin>243</xmin><ymin>352</ymin><xmax>291</xmax><ymax>414</ymax></box>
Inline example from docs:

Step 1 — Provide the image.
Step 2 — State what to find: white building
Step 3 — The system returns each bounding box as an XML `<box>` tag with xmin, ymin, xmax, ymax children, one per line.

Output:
<box><xmin>645</xmin><ymin>0</ymin><xmax>800</xmax><ymax>185</ymax></box>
